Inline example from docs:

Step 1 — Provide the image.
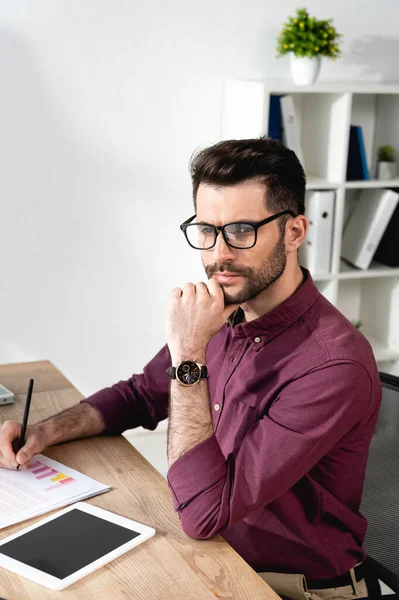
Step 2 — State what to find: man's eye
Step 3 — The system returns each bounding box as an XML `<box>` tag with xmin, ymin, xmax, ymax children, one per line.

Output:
<box><xmin>229</xmin><ymin>224</ymin><xmax>253</xmax><ymax>235</ymax></box>
<box><xmin>237</xmin><ymin>225</ymin><xmax>253</xmax><ymax>234</ymax></box>
<box><xmin>199</xmin><ymin>226</ymin><xmax>214</xmax><ymax>234</ymax></box>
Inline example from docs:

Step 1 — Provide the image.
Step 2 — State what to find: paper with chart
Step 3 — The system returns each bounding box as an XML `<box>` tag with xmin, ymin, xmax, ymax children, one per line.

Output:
<box><xmin>0</xmin><ymin>455</ymin><xmax>110</xmax><ymax>528</ymax></box>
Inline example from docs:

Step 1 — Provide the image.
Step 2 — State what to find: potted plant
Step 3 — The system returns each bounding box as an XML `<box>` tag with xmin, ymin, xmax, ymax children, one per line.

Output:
<box><xmin>276</xmin><ymin>8</ymin><xmax>342</xmax><ymax>85</ymax></box>
<box><xmin>377</xmin><ymin>145</ymin><xmax>396</xmax><ymax>180</ymax></box>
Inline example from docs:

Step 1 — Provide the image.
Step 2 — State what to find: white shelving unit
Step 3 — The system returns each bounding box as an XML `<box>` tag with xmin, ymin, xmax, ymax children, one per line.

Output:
<box><xmin>222</xmin><ymin>79</ymin><xmax>399</xmax><ymax>375</ymax></box>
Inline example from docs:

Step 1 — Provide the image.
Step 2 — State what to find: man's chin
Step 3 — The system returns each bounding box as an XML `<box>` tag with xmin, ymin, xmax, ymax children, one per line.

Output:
<box><xmin>221</xmin><ymin>287</ymin><xmax>246</xmax><ymax>306</ymax></box>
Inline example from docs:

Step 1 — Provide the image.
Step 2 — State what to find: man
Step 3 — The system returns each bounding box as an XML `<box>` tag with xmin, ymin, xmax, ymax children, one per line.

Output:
<box><xmin>0</xmin><ymin>138</ymin><xmax>380</xmax><ymax>600</ymax></box>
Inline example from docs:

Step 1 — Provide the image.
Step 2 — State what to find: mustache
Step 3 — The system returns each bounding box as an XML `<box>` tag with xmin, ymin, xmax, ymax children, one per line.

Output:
<box><xmin>205</xmin><ymin>263</ymin><xmax>252</xmax><ymax>278</ymax></box>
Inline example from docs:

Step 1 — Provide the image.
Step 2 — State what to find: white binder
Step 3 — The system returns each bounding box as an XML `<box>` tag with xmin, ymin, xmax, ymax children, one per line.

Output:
<box><xmin>298</xmin><ymin>190</ymin><xmax>335</xmax><ymax>276</ymax></box>
<box><xmin>280</xmin><ymin>95</ymin><xmax>305</xmax><ymax>167</ymax></box>
<box><xmin>341</xmin><ymin>188</ymin><xmax>399</xmax><ymax>270</ymax></box>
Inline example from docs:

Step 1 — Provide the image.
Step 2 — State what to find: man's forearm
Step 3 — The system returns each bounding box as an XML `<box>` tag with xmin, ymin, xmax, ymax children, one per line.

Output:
<box><xmin>167</xmin><ymin>378</ymin><xmax>214</xmax><ymax>468</ymax></box>
<box><xmin>165</xmin><ymin>276</ymin><xmax>237</xmax><ymax>470</ymax></box>
<box><xmin>38</xmin><ymin>402</ymin><xmax>105</xmax><ymax>447</ymax></box>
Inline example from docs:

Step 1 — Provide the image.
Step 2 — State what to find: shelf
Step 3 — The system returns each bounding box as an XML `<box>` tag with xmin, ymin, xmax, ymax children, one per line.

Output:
<box><xmin>361</xmin><ymin>330</ymin><xmax>399</xmax><ymax>363</ymax></box>
<box><xmin>311</xmin><ymin>272</ymin><xmax>333</xmax><ymax>282</ymax></box>
<box><xmin>306</xmin><ymin>176</ymin><xmax>340</xmax><ymax>190</ymax></box>
<box><xmin>338</xmin><ymin>260</ymin><xmax>399</xmax><ymax>279</ymax></box>
<box><xmin>222</xmin><ymin>78</ymin><xmax>399</xmax><ymax>367</ymax></box>
<box><xmin>259</xmin><ymin>81</ymin><xmax>399</xmax><ymax>94</ymax></box>
<box><xmin>345</xmin><ymin>179</ymin><xmax>399</xmax><ymax>189</ymax></box>
<box><xmin>306</xmin><ymin>178</ymin><xmax>399</xmax><ymax>190</ymax></box>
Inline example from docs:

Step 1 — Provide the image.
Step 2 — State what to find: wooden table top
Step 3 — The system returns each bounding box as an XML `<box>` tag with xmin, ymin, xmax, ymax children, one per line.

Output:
<box><xmin>0</xmin><ymin>361</ymin><xmax>277</xmax><ymax>600</ymax></box>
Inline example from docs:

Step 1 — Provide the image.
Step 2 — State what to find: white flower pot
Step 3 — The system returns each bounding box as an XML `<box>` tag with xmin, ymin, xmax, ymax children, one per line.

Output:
<box><xmin>378</xmin><ymin>161</ymin><xmax>396</xmax><ymax>180</ymax></box>
<box><xmin>290</xmin><ymin>54</ymin><xmax>321</xmax><ymax>85</ymax></box>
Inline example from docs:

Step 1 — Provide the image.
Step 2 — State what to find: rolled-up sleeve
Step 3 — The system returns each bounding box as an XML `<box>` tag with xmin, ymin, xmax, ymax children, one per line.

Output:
<box><xmin>167</xmin><ymin>360</ymin><xmax>373</xmax><ymax>540</ymax></box>
<box><xmin>82</xmin><ymin>345</ymin><xmax>171</xmax><ymax>435</ymax></box>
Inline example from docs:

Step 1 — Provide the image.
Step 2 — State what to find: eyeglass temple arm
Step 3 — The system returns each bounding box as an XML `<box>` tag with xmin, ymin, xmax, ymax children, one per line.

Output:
<box><xmin>181</xmin><ymin>214</ymin><xmax>196</xmax><ymax>225</ymax></box>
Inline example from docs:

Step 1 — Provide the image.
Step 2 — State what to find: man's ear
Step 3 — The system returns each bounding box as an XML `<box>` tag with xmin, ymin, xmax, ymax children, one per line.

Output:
<box><xmin>286</xmin><ymin>215</ymin><xmax>308</xmax><ymax>251</ymax></box>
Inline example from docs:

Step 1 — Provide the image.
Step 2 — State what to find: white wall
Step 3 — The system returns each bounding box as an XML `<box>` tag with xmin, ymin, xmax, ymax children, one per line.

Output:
<box><xmin>1</xmin><ymin>0</ymin><xmax>399</xmax><ymax>404</ymax></box>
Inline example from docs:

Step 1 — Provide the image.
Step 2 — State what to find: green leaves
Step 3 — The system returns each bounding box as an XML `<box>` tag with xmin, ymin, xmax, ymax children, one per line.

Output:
<box><xmin>276</xmin><ymin>7</ymin><xmax>342</xmax><ymax>59</ymax></box>
<box><xmin>378</xmin><ymin>145</ymin><xmax>395</xmax><ymax>162</ymax></box>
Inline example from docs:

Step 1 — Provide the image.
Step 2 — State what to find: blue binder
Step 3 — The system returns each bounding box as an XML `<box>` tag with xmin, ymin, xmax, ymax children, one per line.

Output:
<box><xmin>356</xmin><ymin>126</ymin><xmax>370</xmax><ymax>180</ymax></box>
<box><xmin>268</xmin><ymin>95</ymin><xmax>282</xmax><ymax>141</ymax></box>
<box><xmin>346</xmin><ymin>125</ymin><xmax>370</xmax><ymax>180</ymax></box>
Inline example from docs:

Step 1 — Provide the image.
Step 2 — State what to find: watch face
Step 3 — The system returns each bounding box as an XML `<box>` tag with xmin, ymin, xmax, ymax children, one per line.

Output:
<box><xmin>176</xmin><ymin>361</ymin><xmax>201</xmax><ymax>386</ymax></box>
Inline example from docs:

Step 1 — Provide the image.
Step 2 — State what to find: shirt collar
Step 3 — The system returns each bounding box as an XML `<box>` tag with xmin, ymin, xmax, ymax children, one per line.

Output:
<box><xmin>227</xmin><ymin>267</ymin><xmax>320</xmax><ymax>345</ymax></box>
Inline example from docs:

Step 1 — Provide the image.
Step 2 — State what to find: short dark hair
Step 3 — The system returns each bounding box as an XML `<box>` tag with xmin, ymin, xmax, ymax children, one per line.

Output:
<box><xmin>190</xmin><ymin>137</ymin><xmax>306</xmax><ymax>235</ymax></box>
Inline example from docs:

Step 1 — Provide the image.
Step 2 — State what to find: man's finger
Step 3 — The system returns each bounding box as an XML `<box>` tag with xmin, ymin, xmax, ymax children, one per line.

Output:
<box><xmin>182</xmin><ymin>282</ymin><xmax>196</xmax><ymax>295</ymax></box>
<box><xmin>0</xmin><ymin>447</ymin><xmax>18</xmax><ymax>469</ymax></box>
<box><xmin>18</xmin><ymin>427</ymin><xmax>46</xmax><ymax>465</ymax></box>
<box><xmin>16</xmin><ymin>432</ymin><xmax>42</xmax><ymax>467</ymax></box>
<box><xmin>0</xmin><ymin>427</ymin><xmax>20</xmax><ymax>467</ymax></box>
<box><xmin>16</xmin><ymin>446</ymin><xmax>34</xmax><ymax>467</ymax></box>
<box><xmin>207</xmin><ymin>277</ymin><xmax>224</xmax><ymax>299</ymax></box>
<box><xmin>170</xmin><ymin>287</ymin><xmax>182</xmax><ymax>299</ymax></box>
<box><xmin>195</xmin><ymin>282</ymin><xmax>210</xmax><ymax>298</ymax></box>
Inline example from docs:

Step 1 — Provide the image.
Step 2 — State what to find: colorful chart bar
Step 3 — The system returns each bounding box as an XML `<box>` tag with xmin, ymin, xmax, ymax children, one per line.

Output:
<box><xmin>26</xmin><ymin>460</ymin><xmax>76</xmax><ymax>491</ymax></box>
<box><xmin>44</xmin><ymin>479</ymin><xmax>74</xmax><ymax>492</ymax></box>
<box><xmin>31</xmin><ymin>466</ymin><xmax>48</xmax><ymax>474</ymax></box>
<box><xmin>37</xmin><ymin>468</ymin><xmax>59</xmax><ymax>480</ymax></box>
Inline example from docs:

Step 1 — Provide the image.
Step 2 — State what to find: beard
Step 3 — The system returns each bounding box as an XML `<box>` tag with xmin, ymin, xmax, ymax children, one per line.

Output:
<box><xmin>204</xmin><ymin>234</ymin><xmax>287</xmax><ymax>306</ymax></box>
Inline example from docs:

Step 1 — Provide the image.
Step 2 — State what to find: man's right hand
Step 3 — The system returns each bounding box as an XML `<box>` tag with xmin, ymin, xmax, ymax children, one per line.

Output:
<box><xmin>0</xmin><ymin>421</ymin><xmax>47</xmax><ymax>469</ymax></box>
<box><xmin>0</xmin><ymin>403</ymin><xmax>105</xmax><ymax>470</ymax></box>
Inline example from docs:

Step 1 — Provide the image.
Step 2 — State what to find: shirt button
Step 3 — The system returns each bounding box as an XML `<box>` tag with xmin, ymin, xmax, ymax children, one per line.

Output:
<box><xmin>254</xmin><ymin>337</ymin><xmax>261</xmax><ymax>343</ymax></box>
<box><xmin>214</xmin><ymin>404</ymin><xmax>220</xmax><ymax>411</ymax></box>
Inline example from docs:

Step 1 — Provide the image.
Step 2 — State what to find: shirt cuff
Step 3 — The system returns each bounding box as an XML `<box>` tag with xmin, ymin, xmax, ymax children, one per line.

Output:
<box><xmin>167</xmin><ymin>435</ymin><xmax>226</xmax><ymax>510</ymax></box>
<box><xmin>81</xmin><ymin>388</ymin><xmax>126</xmax><ymax>436</ymax></box>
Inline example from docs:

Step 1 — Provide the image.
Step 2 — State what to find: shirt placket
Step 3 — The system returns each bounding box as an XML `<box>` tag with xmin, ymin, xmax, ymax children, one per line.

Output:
<box><xmin>212</xmin><ymin>329</ymin><xmax>250</xmax><ymax>432</ymax></box>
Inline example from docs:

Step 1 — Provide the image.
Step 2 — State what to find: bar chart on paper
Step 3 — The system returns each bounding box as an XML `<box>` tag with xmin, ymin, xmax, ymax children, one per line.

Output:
<box><xmin>0</xmin><ymin>454</ymin><xmax>110</xmax><ymax>528</ymax></box>
<box><xmin>27</xmin><ymin>460</ymin><xmax>75</xmax><ymax>492</ymax></box>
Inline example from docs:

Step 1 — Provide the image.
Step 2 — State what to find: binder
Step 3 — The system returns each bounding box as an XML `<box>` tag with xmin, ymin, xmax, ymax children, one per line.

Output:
<box><xmin>268</xmin><ymin>95</ymin><xmax>282</xmax><ymax>141</ymax></box>
<box><xmin>357</xmin><ymin>127</ymin><xmax>370</xmax><ymax>180</ymax></box>
<box><xmin>373</xmin><ymin>199</ymin><xmax>399</xmax><ymax>267</ymax></box>
<box><xmin>341</xmin><ymin>188</ymin><xmax>399</xmax><ymax>270</ymax></box>
<box><xmin>298</xmin><ymin>190</ymin><xmax>335</xmax><ymax>276</ymax></box>
<box><xmin>280</xmin><ymin>95</ymin><xmax>305</xmax><ymax>166</ymax></box>
<box><xmin>346</xmin><ymin>125</ymin><xmax>370</xmax><ymax>180</ymax></box>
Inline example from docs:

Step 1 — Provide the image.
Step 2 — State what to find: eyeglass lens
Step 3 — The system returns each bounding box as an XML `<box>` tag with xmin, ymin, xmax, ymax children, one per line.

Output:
<box><xmin>185</xmin><ymin>223</ymin><xmax>256</xmax><ymax>249</ymax></box>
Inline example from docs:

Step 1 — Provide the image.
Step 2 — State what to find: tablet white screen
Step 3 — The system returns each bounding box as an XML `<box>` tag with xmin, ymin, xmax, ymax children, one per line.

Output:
<box><xmin>0</xmin><ymin>508</ymin><xmax>141</xmax><ymax>580</ymax></box>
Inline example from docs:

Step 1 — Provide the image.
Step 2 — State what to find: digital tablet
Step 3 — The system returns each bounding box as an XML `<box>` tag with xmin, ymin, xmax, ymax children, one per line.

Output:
<box><xmin>0</xmin><ymin>502</ymin><xmax>156</xmax><ymax>590</ymax></box>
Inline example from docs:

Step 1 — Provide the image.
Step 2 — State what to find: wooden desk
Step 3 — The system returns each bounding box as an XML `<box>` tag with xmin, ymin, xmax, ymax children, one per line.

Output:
<box><xmin>0</xmin><ymin>361</ymin><xmax>277</xmax><ymax>600</ymax></box>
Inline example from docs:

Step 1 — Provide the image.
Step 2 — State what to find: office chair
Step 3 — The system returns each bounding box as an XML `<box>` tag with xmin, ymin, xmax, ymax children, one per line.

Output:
<box><xmin>360</xmin><ymin>371</ymin><xmax>399</xmax><ymax>599</ymax></box>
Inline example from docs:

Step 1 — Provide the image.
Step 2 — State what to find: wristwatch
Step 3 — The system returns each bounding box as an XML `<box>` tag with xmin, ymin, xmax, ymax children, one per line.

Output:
<box><xmin>166</xmin><ymin>360</ymin><xmax>208</xmax><ymax>386</ymax></box>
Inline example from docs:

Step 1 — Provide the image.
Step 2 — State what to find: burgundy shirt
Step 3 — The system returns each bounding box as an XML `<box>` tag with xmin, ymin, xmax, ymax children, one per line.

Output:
<box><xmin>83</xmin><ymin>268</ymin><xmax>381</xmax><ymax>579</ymax></box>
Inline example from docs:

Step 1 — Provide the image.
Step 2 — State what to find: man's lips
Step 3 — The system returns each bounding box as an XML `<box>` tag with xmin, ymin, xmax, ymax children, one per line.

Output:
<box><xmin>213</xmin><ymin>272</ymin><xmax>242</xmax><ymax>284</ymax></box>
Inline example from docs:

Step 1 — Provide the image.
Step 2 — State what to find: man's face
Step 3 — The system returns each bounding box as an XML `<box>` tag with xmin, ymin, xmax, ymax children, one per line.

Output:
<box><xmin>197</xmin><ymin>181</ymin><xmax>287</xmax><ymax>306</ymax></box>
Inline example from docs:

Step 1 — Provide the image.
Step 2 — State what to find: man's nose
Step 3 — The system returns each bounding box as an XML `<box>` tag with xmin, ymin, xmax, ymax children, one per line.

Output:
<box><xmin>211</xmin><ymin>231</ymin><xmax>236</xmax><ymax>263</ymax></box>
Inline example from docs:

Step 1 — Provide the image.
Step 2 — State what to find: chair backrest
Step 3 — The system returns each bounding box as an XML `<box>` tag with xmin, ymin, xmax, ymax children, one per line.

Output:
<box><xmin>360</xmin><ymin>371</ymin><xmax>399</xmax><ymax>591</ymax></box>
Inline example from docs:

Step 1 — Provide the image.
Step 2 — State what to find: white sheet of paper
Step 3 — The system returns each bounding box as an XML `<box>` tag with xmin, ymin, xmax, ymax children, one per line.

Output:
<box><xmin>0</xmin><ymin>454</ymin><xmax>110</xmax><ymax>528</ymax></box>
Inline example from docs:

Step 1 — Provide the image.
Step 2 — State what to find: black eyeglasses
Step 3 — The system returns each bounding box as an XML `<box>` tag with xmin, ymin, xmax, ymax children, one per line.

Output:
<box><xmin>180</xmin><ymin>210</ymin><xmax>296</xmax><ymax>250</ymax></box>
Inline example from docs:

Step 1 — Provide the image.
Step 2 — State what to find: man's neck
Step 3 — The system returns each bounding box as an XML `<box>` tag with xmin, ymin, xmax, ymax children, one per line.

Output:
<box><xmin>240</xmin><ymin>264</ymin><xmax>304</xmax><ymax>323</ymax></box>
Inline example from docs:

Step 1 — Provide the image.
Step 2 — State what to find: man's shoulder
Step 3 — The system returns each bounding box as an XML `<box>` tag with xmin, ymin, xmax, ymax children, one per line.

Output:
<box><xmin>286</xmin><ymin>293</ymin><xmax>378</xmax><ymax>381</ymax></box>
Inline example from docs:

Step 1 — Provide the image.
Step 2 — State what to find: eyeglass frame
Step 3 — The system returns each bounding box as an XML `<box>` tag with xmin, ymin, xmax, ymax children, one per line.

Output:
<box><xmin>180</xmin><ymin>209</ymin><xmax>297</xmax><ymax>250</ymax></box>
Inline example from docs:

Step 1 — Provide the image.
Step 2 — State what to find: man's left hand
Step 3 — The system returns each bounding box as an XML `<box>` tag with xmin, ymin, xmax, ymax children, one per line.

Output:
<box><xmin>166</xmin><ymin>279</ymin><xmax>239</xmax><ymax>361</ymax></box>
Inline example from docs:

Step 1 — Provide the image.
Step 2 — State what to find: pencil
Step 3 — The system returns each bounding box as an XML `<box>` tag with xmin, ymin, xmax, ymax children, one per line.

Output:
<box><xmin>16</xmin><ymin>378</ymin><xmax>34</xmax><ymax>470</ymax></box>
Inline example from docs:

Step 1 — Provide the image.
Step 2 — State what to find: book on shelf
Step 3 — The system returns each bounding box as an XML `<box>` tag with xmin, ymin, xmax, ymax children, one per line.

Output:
<box><xmin>373</xmin><ymin>196</ymin><xmax>399</xmax><ymax>267</ymax></box>
<box><xmin>268</xmin><ymin>95</ymin><xmax>282</xmax><ymax>141</ymax></box>
<box><xmin>341</xmin><ymin>188</ymin><xmax>399</xmax><ymax>270</ymax></box>
<box><xmin>280</xmin><ymin>95</ymin><xmax>305</xmax><ymax>167</ymax></box>
<box><xmin>298</xmin><ymin>190</ymin><xmax>335</xmax><ymax>276</ymax></box>
<box><xmin>346</xmin><ymin>125</ymin><xmax>370</xmax><ymax>181</ymax></box>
